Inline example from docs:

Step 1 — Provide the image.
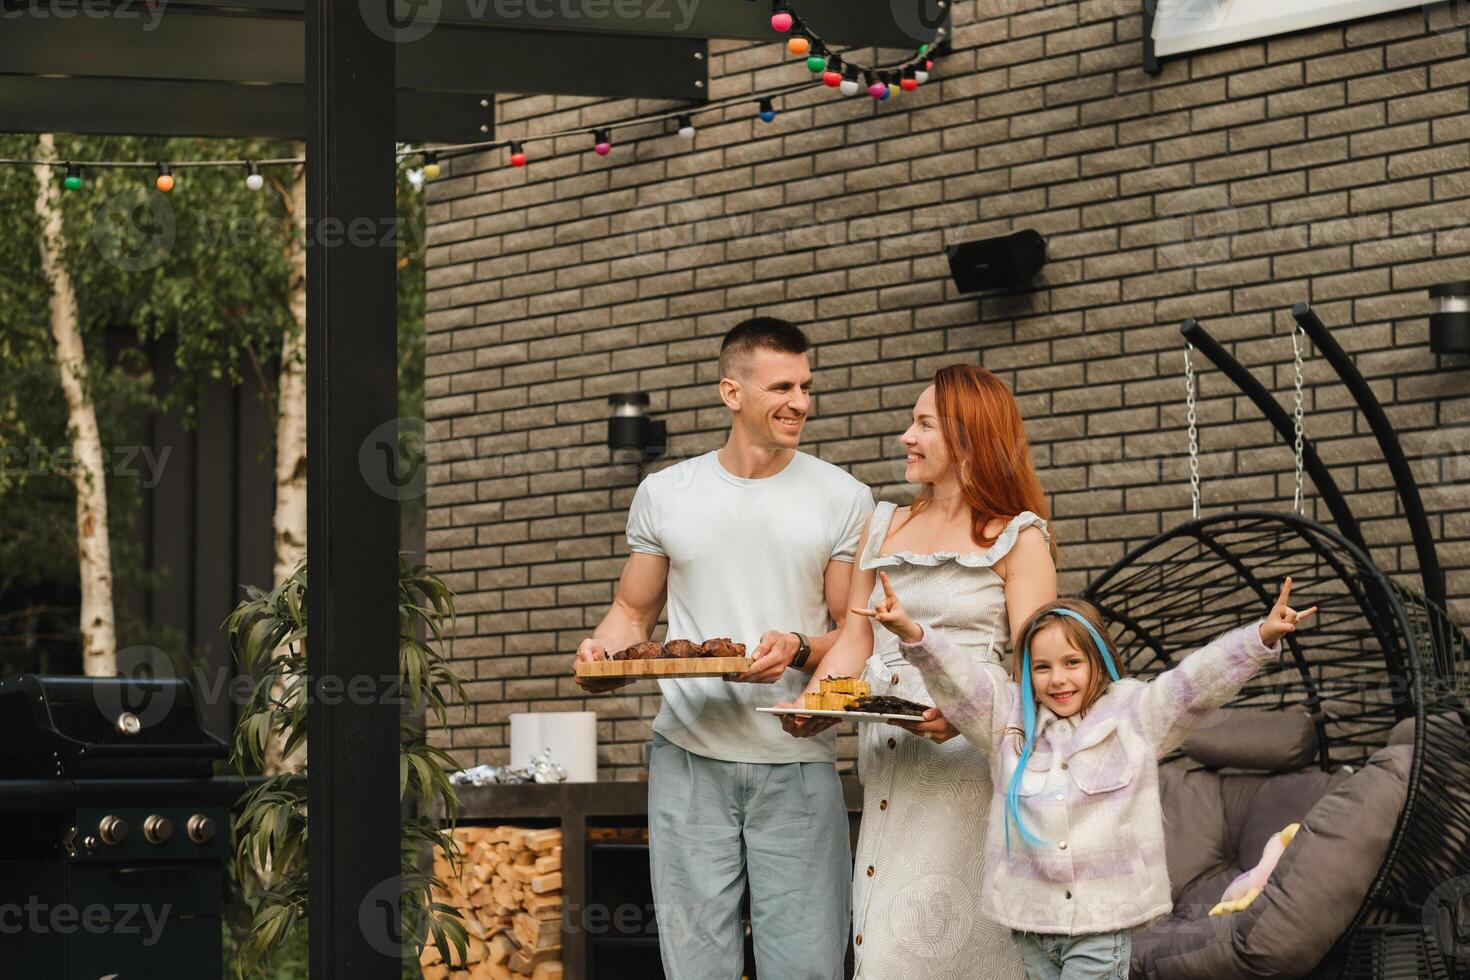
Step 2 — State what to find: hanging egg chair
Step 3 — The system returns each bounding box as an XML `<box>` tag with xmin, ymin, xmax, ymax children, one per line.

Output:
<box><xmin>1081</xmin><ymin>306</ymin><xmax>1470</xmax><ymax>980</ymax></box>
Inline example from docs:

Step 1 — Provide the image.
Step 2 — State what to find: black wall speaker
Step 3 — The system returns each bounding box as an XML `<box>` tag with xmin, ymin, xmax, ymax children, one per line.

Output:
<box><xmin>947</xmin><ymin>229</ymin><xmax>1047</xmax><ymax>293</ymax></box>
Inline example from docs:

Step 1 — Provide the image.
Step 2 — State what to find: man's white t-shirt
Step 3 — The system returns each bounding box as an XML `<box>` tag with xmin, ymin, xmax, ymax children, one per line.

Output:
<box><xmin>626</xmin><ymin>448</ymin><xmax>874</xmax><ymax>764</ymax></box>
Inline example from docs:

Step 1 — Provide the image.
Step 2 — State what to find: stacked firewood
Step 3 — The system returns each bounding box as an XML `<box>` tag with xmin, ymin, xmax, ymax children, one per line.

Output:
<box><xmin>420</xmin><ymin>825</ymin><xmax>564</xmax><ymax>980</ymax></box>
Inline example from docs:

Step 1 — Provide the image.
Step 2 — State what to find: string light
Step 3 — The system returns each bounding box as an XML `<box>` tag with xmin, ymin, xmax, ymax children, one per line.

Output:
<box><xmin>1</xmin><ymin>53</ymin><xmax>948</xmax><ymax>183</ymax></box>
<box><xmin>676</xmin><ymin>114</ymin><xmax>696</xmax><ymax>138</ymax></box>
<box><xmin>769</xmin><ymin>1</ymin><xmax>793</xmax><ymax>32</ymax></box>
<box><xmin>822</xmin><ymin>55</ymin><xmax>843</xmax><ymax>87</ymax></box>
<box><xmin>770</xmin><ymin>1</ymin><xmax>946</xmax><ymax>100</ymax></box>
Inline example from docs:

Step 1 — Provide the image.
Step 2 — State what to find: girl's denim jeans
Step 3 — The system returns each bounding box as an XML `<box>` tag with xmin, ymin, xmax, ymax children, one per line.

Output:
<box><xmin>1012</xmin><ymin>928</ymin><xmax>1131</xmax><ymax>979</ymax></box>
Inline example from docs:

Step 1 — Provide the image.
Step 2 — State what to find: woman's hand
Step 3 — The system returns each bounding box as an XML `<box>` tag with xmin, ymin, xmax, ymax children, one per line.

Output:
<box><xmin>1259</xmin><ymin>576</ymin><xmax>1318</xmax><ymax>647</ymax></box>
<box><xmin>851</xmin><ymin>571</ymin><xmax>923</xmax><ymax>644</ymax></box>
<box><xmin>888</xmin><ymin>706</ymin><xmax>960</xmax><ymax>744</ymax></box>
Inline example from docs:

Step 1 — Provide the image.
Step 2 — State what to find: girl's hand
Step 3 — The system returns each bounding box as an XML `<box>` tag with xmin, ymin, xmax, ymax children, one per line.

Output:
<box><xmin>851</xmin><ymin>571</ymin><xmax>923</xmax><ymax>644</ymax></box>
<box><xmin>888</xmin><ymin>706</ymin><xmax>960</xmax><ymax>744</ymax></box>
<box><xmin>1260</xmin><ymin>576</ymin><xmax>1318</xmax><ymax>647</ymax></box>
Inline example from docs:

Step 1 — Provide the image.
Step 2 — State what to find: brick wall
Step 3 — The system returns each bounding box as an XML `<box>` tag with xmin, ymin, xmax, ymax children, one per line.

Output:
<box><xmin>422</xmin><ymin>1</ymin><xmax>1470</xmax><ymax>780</ymax></box>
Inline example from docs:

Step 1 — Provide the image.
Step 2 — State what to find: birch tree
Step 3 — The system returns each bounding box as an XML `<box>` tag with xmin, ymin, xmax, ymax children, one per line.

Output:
<box><xmin>34</xmin><ymin>133</ymin><xmax>116</xmax><ymax>676</ymax></box>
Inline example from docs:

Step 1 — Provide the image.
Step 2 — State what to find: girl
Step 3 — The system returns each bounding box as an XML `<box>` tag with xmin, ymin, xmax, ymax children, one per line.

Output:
<box><xmin>856</xmin><ymin>573</ymin><xmax>1316</xmax><ymax>979</ymax></box>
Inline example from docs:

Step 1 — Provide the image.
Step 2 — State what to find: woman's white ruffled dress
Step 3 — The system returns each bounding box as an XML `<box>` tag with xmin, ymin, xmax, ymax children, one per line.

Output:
<box><xmin>851</xmin><ymin>500</ymin><xmax>1046</xmax><ymax>980</ymax></box>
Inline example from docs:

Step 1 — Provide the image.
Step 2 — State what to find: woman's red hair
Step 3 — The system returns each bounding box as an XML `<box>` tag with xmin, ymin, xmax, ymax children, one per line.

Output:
<box><xmin>903</xmin><ymin>364</ymin><xmax>1050</xmax><ymax>550</ymax></box>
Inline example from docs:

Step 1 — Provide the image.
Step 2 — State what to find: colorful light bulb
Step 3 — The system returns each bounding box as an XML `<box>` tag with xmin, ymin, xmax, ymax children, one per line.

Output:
<box><xmin>787</xmin><ymin>35</ymin><xmax>809</xmax><ymax>56</ymax></box>
<box><xmin>758</xmin><ymin>98</ymin><xmax>777</xmax><ymax>123</ymax></box>
<box><xmin>509</xmin><ymin>140</ymin><xmax>527</xmax><ymax>167</ymax></box>
<box><xmin>155</xmin><ymin>163</ymin><xmax>174</xmax><ymax>193</ymax></box>
<box><xmin>421</xmin><ymin>151</ymin><xmax>441</xmax><ymax>180</ymax></box>
<box><xmin>867</xmin><ymin>71</ymin><xmax>885</xmax><ymax>98</ymax></box>
<box><xmin>807</xmin><ymin>54</ymin><xmax>826</xmax><ymax>72</ymax></box>
<box><xmin>63</xmin><ymin>163</ymin><xmax>81</xmax><ymax>191</ymax></box>
<box><xmin>770</xmin><ymin>2</ymin><xmax>792</xmax><ymax>31</ymax></box>
<box><xmin>915</xmin><ymin>69</ymin><xmax>929</xmax><ymax>84</ymax></box>
<box><xmin>839</xmin><ymin>69</ymin><xmax>860</xmax><ymax>97</ymax></box>
<box><xmin>593</xmin><ymin>130</ymin><xmax>611</xmax><ymax>156</ymax></box>
<box><xmin>901</xmin><ymin>67</ymin><xmax>918</xmax><ymax>91</ymax></box>
<box><xmin>822</xmin><ymin>55</ymin><xmax>843</xmax><ymax>87</ymax></box>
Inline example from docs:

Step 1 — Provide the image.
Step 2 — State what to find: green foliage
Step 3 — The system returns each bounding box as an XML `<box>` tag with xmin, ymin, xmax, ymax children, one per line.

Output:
<box><xmin>225</xmin><ymin>556</ymin><xmax>469</xmax><ymax>978</ymax></box>
<box><xmin>0</xmin><ymin>131</ymin><xmax>428</xmax><ymax>673</ymax></box>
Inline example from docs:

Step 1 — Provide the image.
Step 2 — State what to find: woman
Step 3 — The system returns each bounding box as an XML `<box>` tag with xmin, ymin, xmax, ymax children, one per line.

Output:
<box><xmin>782</xmin><ymin>364</ymin><xmax>1056</xmax><ymax>980</ymax></box>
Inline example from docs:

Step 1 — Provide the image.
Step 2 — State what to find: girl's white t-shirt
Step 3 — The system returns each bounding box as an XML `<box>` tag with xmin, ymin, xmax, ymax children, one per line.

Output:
<box><xmin>626</xmin><ymin>449</ymin><xmax>874</xmax><ymax>764</ymax></box>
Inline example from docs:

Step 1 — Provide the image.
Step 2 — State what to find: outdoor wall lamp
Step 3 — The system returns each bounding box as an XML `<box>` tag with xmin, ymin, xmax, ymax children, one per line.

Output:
<box><xmin>607</xmin><ymin>393</ymin><xmax>667</xmax><ymax>465</ymax></box>
<box><xmin>946</xmin><ymin>228</ymin><xmax>1047</xmax><ymax>294</ymax></box>
<box><xmin>1430</xmin><ymin>283</ymin><xmax>1470</xmax><ymax>355</ymax></box>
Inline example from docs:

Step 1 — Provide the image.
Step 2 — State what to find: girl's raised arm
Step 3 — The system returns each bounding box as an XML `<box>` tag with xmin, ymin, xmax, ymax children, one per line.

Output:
<box><xmin>1135</xmin><ymin>578</ymin><xmax>1312</xmax><ymax>754</ymax></box>
<box><xmin>898</xmin><ymin>625</ymin><xmax>1013</xmax><ymax>754</ymax></box>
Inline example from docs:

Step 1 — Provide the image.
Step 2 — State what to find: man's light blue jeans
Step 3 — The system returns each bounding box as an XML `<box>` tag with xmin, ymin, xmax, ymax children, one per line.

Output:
<box><xmin>649</xmin><ymin>734</ymin><xmax>851</xmax><ymax>980</ymax></box>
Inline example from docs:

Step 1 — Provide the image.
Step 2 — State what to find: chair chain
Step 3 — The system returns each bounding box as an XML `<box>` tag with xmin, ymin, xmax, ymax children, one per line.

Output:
<box><xmin>1185</xmin><ymin>344</ymin><xmax>1201</xmax><ymax>519</ymax></box>
<box><xmin>1291</xmin><ymin>324</ymin><xmax>1306</xmax><ymax>516</ymax></box>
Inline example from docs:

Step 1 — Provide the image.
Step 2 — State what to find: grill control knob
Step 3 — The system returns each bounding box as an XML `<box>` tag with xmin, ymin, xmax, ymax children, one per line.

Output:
<box><xmin>187</xmin><ymin>814</ymin><xmax>216</xmax><ymax>845</ymax></box>
<box><xmin>98</xmin><ymin>815</ymin><xmax>129</xmax><ymax>846</ymax></box>
<box><xmin>144</xmin><ymin>814</ymin><xmax>174</xmax><ymax>844</ymax></box>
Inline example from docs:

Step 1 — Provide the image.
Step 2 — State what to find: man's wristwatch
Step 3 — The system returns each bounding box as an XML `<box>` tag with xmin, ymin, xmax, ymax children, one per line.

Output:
<box><xmin>790</xmin><ymin>632</ymin><xmax>812</xmax><ymax>671</ymax></box>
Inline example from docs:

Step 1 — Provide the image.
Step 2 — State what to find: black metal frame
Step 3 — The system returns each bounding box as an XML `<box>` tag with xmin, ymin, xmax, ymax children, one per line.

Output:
<box><xmin>1291</xmin><ymin>303</ymin><xmax>1447</xmax><ymax>611</ymax></box>
<box><xmin>303</xmin><ymin>3</ymin><xmax>401</xmax><ymax>976</ymax></box>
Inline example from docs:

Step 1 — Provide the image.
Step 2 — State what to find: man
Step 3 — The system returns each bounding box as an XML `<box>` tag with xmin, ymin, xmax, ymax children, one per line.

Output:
<box><xmin>575</xmin><ymin>317</ymin><xmax>874</xmax><ymax>980</ymax></box>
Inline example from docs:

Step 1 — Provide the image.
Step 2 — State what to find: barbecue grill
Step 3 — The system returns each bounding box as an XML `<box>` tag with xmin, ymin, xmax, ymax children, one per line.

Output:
<box><xmin>0</xmin><ymin>674</ymin><xmax>239</xmax><ymax>979</ymax></box>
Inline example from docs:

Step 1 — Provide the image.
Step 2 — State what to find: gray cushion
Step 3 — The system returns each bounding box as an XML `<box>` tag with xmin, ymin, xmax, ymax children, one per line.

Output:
<box><xmin>1136</xmin><ymin>743</ymin><xmax>1410</xmax><ymax>979</ymax></box>
<box><xmin>1159</xmin><ymin>763</ymin><xmax>1346</xmax><ymax>909</ymax></box>
<box><xmin>1181</xmin><ymin>706</ymin><xmax>1319</xmax><ymax>772</ymax></box>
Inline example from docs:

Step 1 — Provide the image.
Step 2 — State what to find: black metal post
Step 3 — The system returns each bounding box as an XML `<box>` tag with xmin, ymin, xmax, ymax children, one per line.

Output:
<box><xmin>306</xmin><ymin>0</ymin><xmax>400</xmax><ymax>976</ymax></box>
<box><xmin>1291</xmin><ymin>303</ymin><xmax>1448</xmax><ymax>610</ymax></box>
<box><xmin>1179</xmin><ymin>319</ymin><xmax>1368</xmax><ymax>554</ymax></box>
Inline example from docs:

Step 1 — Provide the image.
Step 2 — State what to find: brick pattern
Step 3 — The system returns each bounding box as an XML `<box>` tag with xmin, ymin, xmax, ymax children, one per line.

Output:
<box><xmin>422</xmin><ymin>2</ymin><xmax>1470</xmax><ymax>780</ymax></box>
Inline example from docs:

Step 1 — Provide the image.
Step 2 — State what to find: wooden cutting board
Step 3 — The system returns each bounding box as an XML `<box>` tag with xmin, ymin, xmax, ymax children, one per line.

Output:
<box><xmin>575</xmin><ymin>657</ymin><xmax>755</xmax><ymax>679</ymax></box>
